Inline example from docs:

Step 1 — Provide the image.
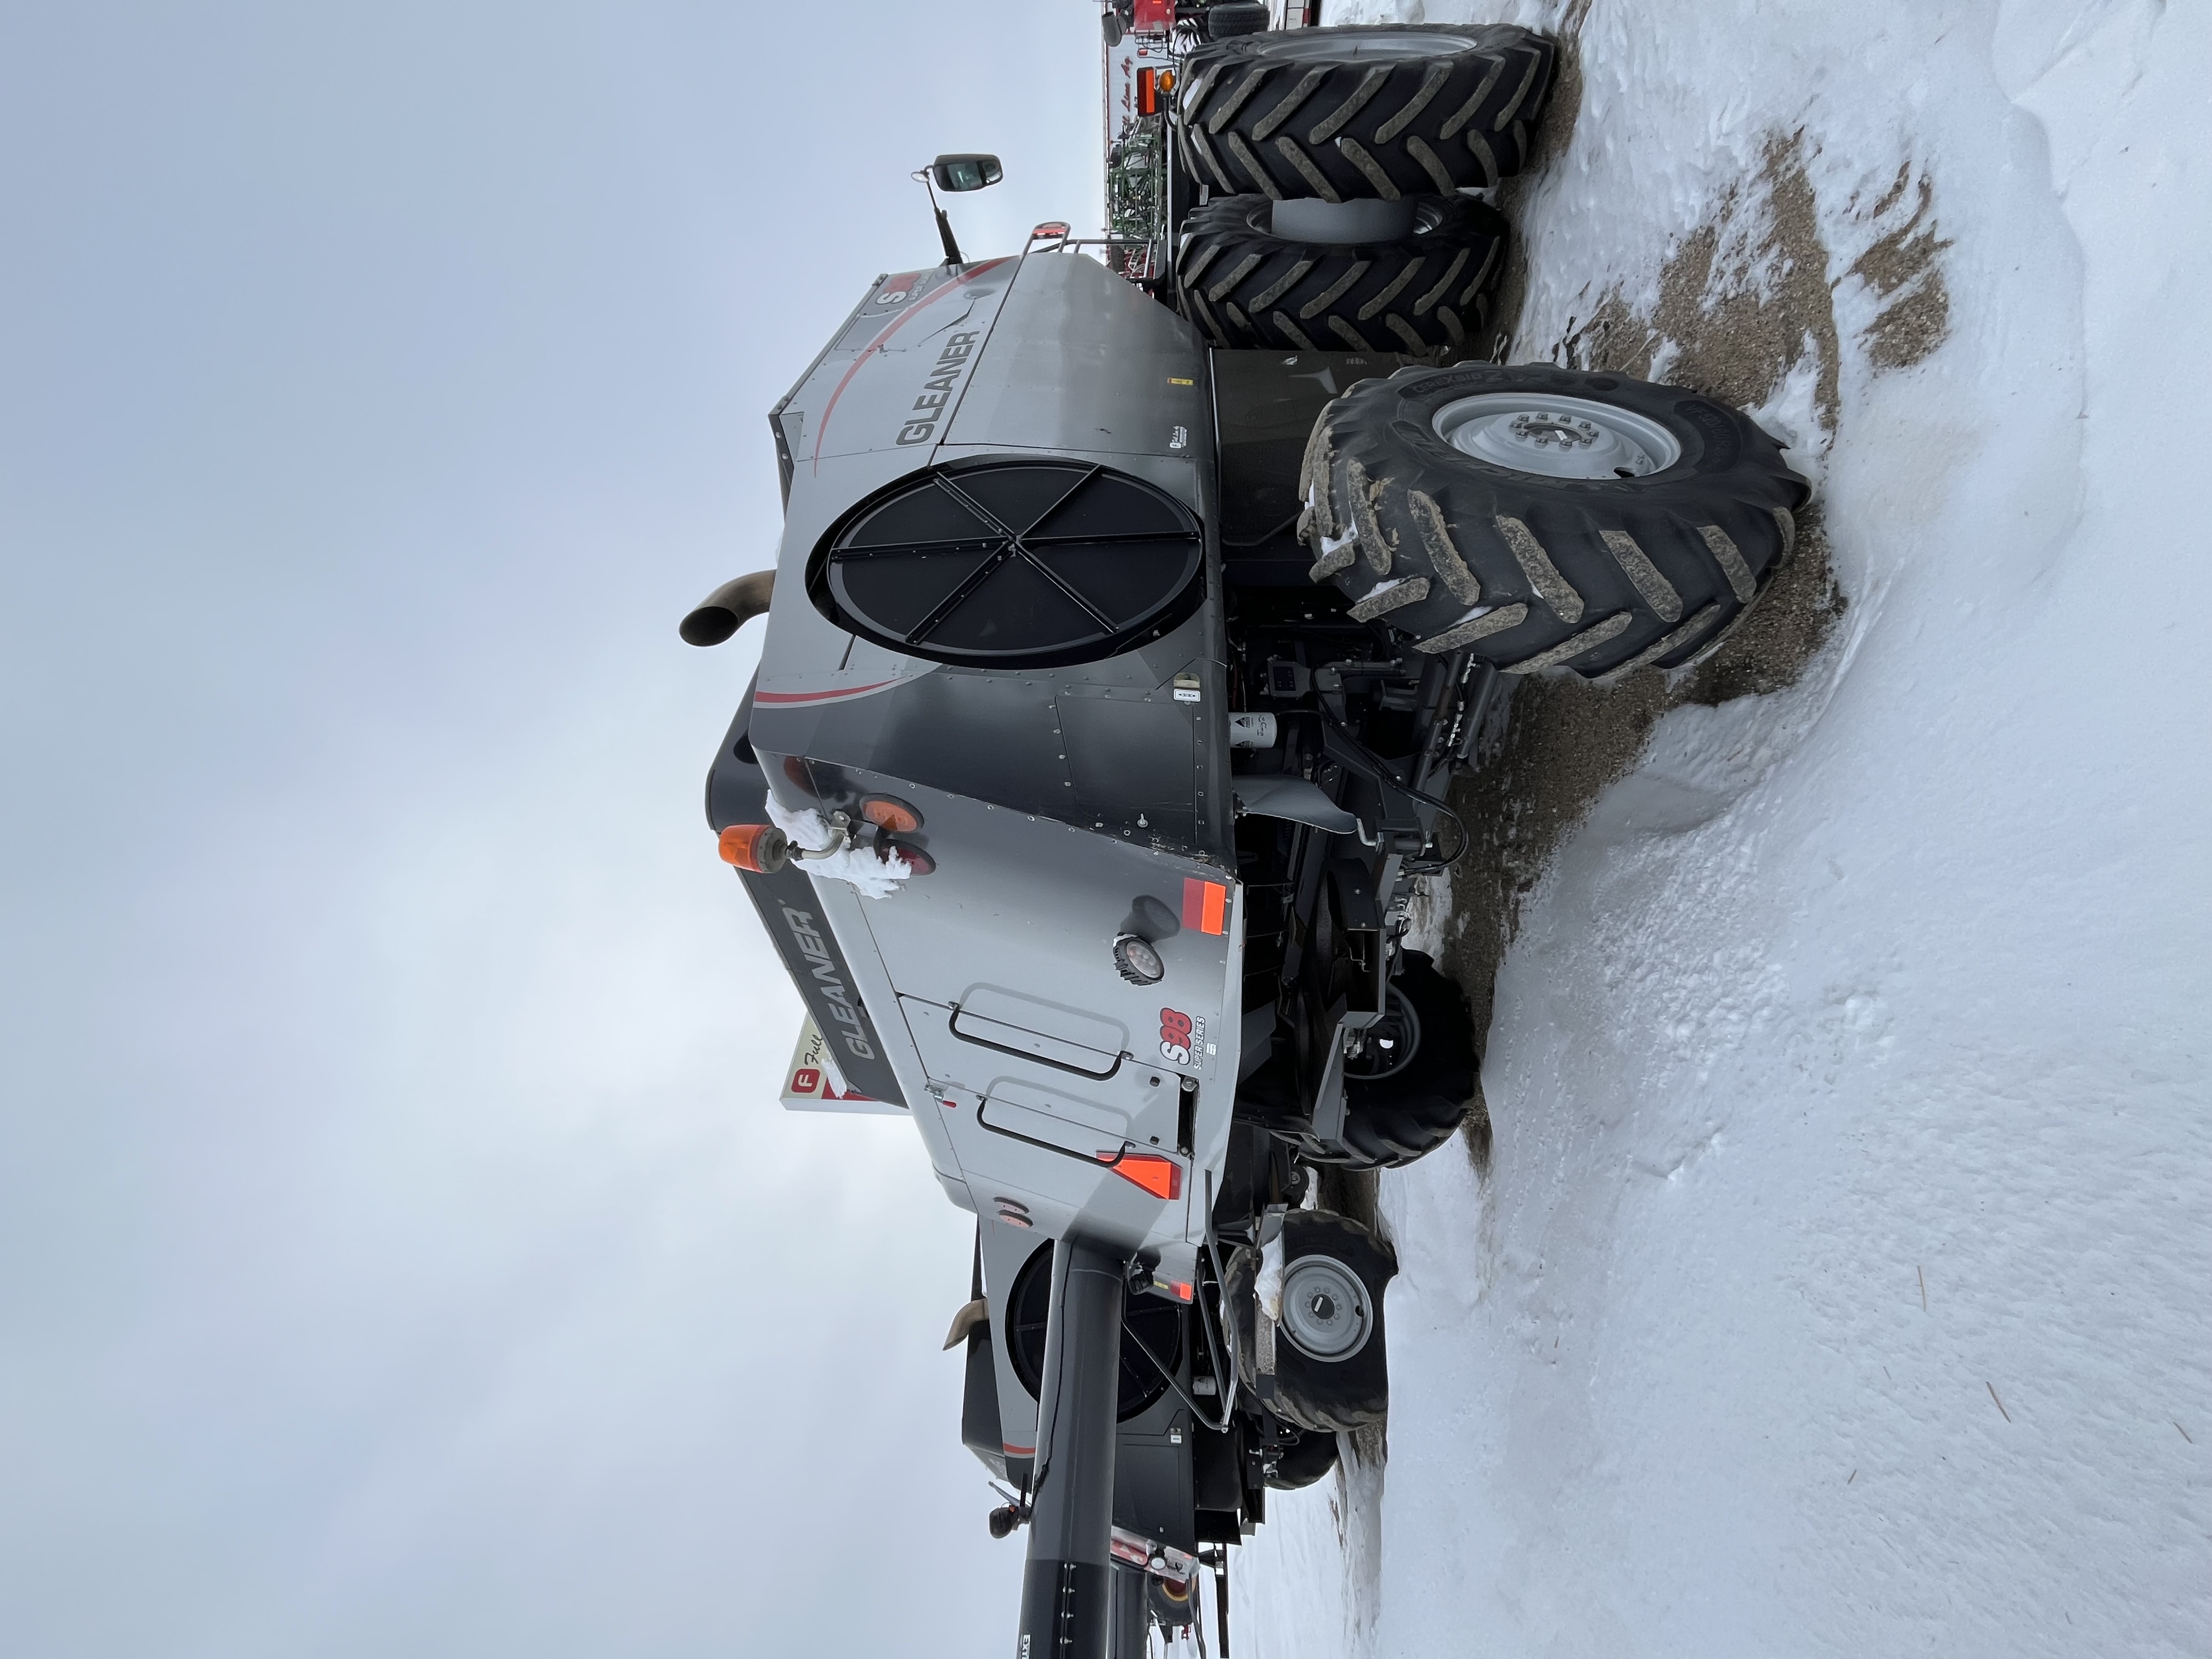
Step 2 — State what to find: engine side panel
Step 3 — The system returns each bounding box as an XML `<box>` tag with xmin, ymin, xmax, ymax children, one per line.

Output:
<box><xmin>946</xmin><ymin>251</ymin><xmax>1211</xmax><ymax>460</ymax></box>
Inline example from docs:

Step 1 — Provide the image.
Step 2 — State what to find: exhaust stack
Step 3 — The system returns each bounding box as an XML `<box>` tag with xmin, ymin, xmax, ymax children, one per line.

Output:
<box><xmin>679</xmin><ymin>570</ymin><xmax>774</xmax><ymax>646</ymax></box>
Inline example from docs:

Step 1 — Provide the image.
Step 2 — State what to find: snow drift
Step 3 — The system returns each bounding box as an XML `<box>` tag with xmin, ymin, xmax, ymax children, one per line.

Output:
<box><xmin>1235</xmin><ymin>1</ymin><xmax>2212</xmax><ymax>1655</ymax></box>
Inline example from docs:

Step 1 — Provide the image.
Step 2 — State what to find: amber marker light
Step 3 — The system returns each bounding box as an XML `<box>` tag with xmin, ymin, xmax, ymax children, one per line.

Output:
<box><xmin>1180</xmin><ymin>877</ymin><xmax>1228</xmax><ymax>936</ymax></box>
<box><xmin>1098</xmin><ymin>1151</ymin><xmax>1183</xmax><ymax>1200</ymax></box>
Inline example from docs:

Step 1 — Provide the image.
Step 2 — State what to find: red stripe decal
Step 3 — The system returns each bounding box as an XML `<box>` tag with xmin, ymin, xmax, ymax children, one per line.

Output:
<box><xmin>810</xmin><ymin>257</ymin><xmax>1012</xmax><ymax>472</ymax></box>
<box><xmin>753</xmin><ymin>680</ymin><xmax>898</xmax><ymax>705</ymax></box>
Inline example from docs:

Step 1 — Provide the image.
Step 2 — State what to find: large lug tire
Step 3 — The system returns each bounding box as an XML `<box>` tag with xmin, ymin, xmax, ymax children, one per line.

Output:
<box><xmin>1177</xmin><ymin>193</ymin><xmax>1506</xmax><ymax>355</ymax></box>
<box><xmin>1313</xmin><ymin>951</ymin><xmax>1475</xmax><ymax>1169</ymax></box>
<box><xmin>1148</xmin><ymin>1573</ymin><xmax>1200</xmax><ymax>1631</ymax></box>
<box><xmin>1227</xmin><ymin>1210</ymin><xmax>1396</xmax><ymax>1434</ymax></box>
<box><xmin>1203</xmin><ymin>1</ymin><xmax>1271</xmax><ymax>39</ymax></box>
<box><xmin>1302</xmin><ymin>363</ymin><xmax>1814</xmax><ymax>680</ymax></box>
<box><xmin>1265</xmin><ymin>1426</ymin><xmax>1341</xmax><ymax>1490</ymax></box>
<box><xmin>1177</xmin><ymin>25</ymin><xmax>1555</xmax><ymax>202</ymax></box>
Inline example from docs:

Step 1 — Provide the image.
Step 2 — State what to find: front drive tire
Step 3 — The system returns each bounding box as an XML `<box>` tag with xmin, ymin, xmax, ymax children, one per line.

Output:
<box><xmin>1178</xmin><ymin>25</ymin><xmax>1556</xmax><ymax>200</ymax></box>
<box><xmin>1229</xmin><ymin>1209</ymin><xmax>1396</xmax><ymax>1434</ymax></box>
<box><xmin>1304</xmin><ymin>363</ymin><xmax>1813</xmax><ymax>680</ymax></box>
<box><xmin>1177</xmin><ymin>194</ymin><xmax>1506</xmax><ymax>354</ymax></box>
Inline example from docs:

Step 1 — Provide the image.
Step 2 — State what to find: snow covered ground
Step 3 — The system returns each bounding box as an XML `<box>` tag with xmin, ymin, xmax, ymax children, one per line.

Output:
<box><xmin>1234</xmin><ymin>1</ymin><xmax>2212</xmax><ymax>1654</ymax></box>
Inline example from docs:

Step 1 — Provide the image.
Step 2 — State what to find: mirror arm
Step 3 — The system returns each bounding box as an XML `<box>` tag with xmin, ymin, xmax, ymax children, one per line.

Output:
<box><xmin>917</xmin><ymin>173</ymin><xmax>965</xmax><ymax>267</ymax></box>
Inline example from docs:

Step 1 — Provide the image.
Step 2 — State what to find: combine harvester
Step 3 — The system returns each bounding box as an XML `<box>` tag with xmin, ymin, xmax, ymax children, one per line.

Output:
<box><xmin>684</xmin><ymin>4</ymin><xmax>1807</xmax><ymax>1650</ymax></box>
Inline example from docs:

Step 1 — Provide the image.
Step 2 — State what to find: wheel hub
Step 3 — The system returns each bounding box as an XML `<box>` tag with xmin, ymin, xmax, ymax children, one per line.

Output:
<box><xmin>1268</xmin><ymin>195</ymin><xmax>1421</xmax><ymax>246</ymax></box>
<box><xmin>1432</xmin><ymin>391</ymin><xmax>1683</xmax><ymax>479</ymax></box>
<box><xmin>1510</xmin><ymin>412</ymin><xmax>1598</xmax><ymax>448</ymax></box>
<box><xmin>1344</xmin><ymin>986</ymin><xmax>1420</xmax><ymax>1082</ymax></box>
<box><xmin>1278</xmin><ymin>1255</ymin><xmax>1372</xmax><ymax>1361</ymax></box>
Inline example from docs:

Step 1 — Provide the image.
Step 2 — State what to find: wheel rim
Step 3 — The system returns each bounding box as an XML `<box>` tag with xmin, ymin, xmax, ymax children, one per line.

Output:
<box><xmin>1342</xmin><ymin>987</ymin><xmax>1420</xmax><ymax>1082</ymax></box>
<box><xmin>1257</xmin><ymin>29</ymin><xmax>1473</xmax><ymax>61</ymax></box>
<box><xmin>1278</xmin><ymin>1254</ymin><xmax>1372</xmax><ymax>1360</ymax></box>
<box><xmin>1432</xmin><ymin>391</ymin><xmax>1683</xmax><ymax>479</ymax></box>
<box><xmin>1264</xmin><ymin>195</ymin><xmax>1430</xmax><ymax>247</ymax></box>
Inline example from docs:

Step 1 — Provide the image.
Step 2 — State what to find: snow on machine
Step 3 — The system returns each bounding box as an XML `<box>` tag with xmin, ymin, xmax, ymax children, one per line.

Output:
<box><xmin>685</xmin><ymin>11</ymin><xmax>1807</xmax><ymax>1653</ymax></box>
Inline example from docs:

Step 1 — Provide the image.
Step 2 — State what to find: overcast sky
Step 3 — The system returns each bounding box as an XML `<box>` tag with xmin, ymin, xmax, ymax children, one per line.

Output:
<box><xmin>0</xmin><ymin>4</ymin><xmax>1103</xmax><ymax>1653</ymax></box>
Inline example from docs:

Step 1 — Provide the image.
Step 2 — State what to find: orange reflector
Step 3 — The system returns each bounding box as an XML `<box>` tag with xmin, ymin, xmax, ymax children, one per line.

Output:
<box><xmin>718</xmin><ymin>823</ymin><xmax>789</xmax><ymax>874</ymax></box>
<box><xmin>1170</xmin><ymin>1280</ymin><xmax>1193</xmax><ymax>1303</ymax></box>
<box><xmin>1137</xmin><ymin>66</ymin><xmax>1158</xmax><ymax>116</ymax></box>
<box><xmin>1181</xmin><ymin>877</ymin><xmax>1227</xmax><ymax>935</ymax></box>
<box><xmin>1098</xmin><ymin>1152</ymin><xmax>1183</xmax><ymax>1200</ymax></box>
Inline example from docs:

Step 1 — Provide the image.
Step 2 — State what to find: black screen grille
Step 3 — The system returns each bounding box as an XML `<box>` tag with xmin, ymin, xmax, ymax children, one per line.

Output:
<box><xmin>814</xmin><ymin>459</ymin><xmax>1205</xmax><ymax>668</ymax></box>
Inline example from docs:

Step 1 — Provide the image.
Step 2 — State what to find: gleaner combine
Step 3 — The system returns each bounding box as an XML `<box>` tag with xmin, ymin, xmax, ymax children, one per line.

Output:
<box><xmin>684</xmin><ymin>6</ymin><xmax>1807</xmax><ymax>1652</ymax></box>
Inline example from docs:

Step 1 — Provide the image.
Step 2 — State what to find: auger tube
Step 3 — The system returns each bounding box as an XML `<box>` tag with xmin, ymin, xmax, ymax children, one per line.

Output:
<box><xmin>1014</xmin><ymin>1238</ymin><xmax>1127</xmax><ymax>1659</ymax></box>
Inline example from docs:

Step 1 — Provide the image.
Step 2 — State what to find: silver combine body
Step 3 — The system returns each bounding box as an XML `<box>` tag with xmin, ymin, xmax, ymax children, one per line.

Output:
<box><xmin>749</xmin><ymin>248</ymin><xmax>1238</xmax><ymax>1285</ymax></box>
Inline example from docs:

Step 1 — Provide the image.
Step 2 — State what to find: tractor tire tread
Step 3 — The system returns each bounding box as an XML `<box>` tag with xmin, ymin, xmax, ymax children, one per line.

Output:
<box><xmin>1178</xmin><ymin>25</ymin><xmax>1556</xmax><ymax>200</ymax></box>
<box><xmin>1176</xmin><ymin>195</ymin><xmax>1506</xmax><ymax>354</ymax></box>
<box><xmin>1306</xmin><ymin>364</ymin><xmax>1813</xmax><ymax>679</ymax></box>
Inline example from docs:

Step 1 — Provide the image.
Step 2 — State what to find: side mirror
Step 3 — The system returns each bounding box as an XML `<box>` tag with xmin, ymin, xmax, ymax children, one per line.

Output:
<box><xmin>930</xmin><ymin>153</ymin><xmax>1003</xmax><ymax>193</ymax></box>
